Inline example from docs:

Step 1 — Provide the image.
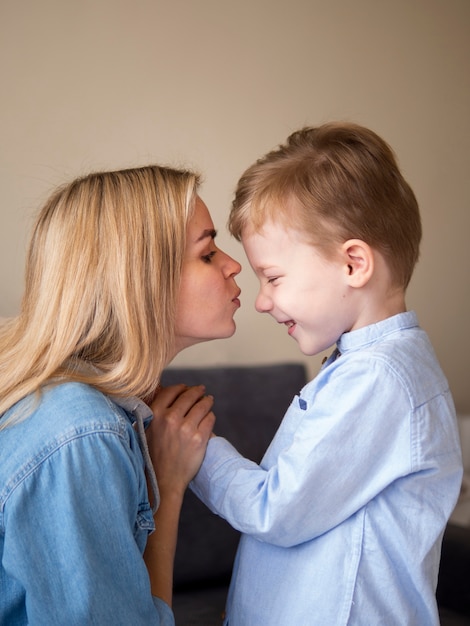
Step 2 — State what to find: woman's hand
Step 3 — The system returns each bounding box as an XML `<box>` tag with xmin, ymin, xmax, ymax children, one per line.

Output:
<box><xmin>144</xmin><ymin>386</ymin><xmax>215</xmax><ymax>603</ymax></box>
<box><xmin>147</xmin><ymin>384</ymin><xmax>215</xmax><ymax>498</ymax></box>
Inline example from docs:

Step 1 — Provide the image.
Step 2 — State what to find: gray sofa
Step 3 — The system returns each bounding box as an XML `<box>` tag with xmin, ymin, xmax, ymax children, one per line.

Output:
<box><xmin>160</xmin><ymin>363</ymin><xmax>470</xmax><ymax>626</ymax></box>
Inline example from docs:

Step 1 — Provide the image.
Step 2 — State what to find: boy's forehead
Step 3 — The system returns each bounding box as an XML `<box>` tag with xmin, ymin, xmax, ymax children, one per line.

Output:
<box><xmin>241</xmin><ymin>218</ymin><xmax>340</xmax><ymax>269</ymax></box>
<box><xmin>241</xmin><ymin>219</ymin><xmax>306</xmax><ymax>252</ymax></box>
<box><xmin>241</xmin><ymin>214</ymin><xmax>284</xmax><ymax>237</ymax></box>
<box><xmin>240</xmin><ymin>220</ymin><xmax>273</xmax><ymax>245</ymax></box>
<box><xmin>241</xmin><ymin>226</ymin><xmax>280</xmax><ymax>271</ymax></box>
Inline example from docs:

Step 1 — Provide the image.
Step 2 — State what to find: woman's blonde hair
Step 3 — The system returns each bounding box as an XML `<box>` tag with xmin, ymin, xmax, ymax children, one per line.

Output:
<box><xmin>0</xmin><ymin>165</ymin><xmax>199</xmax><ymax>427</ymax></box>
<box><xmin>229</xmin><ymin>122</ymin><xmax>421</xmax><ymax>289</ymax></box>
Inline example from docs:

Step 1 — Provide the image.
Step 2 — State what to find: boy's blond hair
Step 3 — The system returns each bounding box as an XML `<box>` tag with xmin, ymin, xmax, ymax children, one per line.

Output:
<box><xmin>229</xmin><ymin>122</ymin><xmax>421</xmax><ymax>288</ymax></box>
<box><xmin>0</xmin><ymin>165</ymin><xmax>199</xmax><ymax>427</ymax></box>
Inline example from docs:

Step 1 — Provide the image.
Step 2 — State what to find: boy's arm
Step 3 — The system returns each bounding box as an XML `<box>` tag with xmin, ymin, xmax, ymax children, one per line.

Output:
<box><xmin>192</xmin><ymin>357</ymin><xmax>459</xmax><ymax>546</ymax></box>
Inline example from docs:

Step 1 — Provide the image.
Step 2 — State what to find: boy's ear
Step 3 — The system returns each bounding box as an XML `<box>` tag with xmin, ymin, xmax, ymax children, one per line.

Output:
<box><xmin>341</xmin><ymin>239</ymin><xmax>374</xmax><ymax>287</ymax></box>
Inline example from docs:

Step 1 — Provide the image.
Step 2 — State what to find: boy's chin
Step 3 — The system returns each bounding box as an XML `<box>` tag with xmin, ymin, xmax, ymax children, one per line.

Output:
<box><xmin>296</xmin><ymin>339</ymin><xmax>334</xmax><ymax>357</ymax></box>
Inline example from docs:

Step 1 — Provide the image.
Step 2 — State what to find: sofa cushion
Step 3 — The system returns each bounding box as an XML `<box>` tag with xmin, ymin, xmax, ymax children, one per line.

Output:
<box><xmin>437</xmin><ymin>523</ymin><xmax>470</xmax><ymax>617</ymax></box>
<box><xmin>160</xmin><ymin>363</ymin><xmax>308</xmax><ymax>588</ymax></box>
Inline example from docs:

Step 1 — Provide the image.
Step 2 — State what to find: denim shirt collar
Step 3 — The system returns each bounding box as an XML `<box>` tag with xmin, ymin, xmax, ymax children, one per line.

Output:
<box><xmin>111</xmin><ymin>394</ymin><xmax>160</xmax><ymax>515</ymax></box>
<box><xmin>112</xmin><ymin>395</ymin><xmax>153</xmax><ymax>427</ymax></box>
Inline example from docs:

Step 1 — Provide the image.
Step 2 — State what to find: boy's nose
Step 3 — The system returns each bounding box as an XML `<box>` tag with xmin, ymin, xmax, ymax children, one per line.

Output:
<box><xmin>255</xmin><ymin>290</ymin><xmax>272</xmax><ymax>313</ymax></box>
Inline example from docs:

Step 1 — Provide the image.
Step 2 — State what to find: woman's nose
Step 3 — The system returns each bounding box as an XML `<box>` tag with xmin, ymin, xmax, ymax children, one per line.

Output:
<box><xmin>223</xmin><ymin>253</ymin><xmax>241</xmax><ymax>277</ymax></box>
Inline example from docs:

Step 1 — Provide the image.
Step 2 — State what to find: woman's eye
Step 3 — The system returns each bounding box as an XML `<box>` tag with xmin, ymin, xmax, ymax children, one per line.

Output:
<box><xmin>267</xmin><ymin>277</ymin><xmax>279</xmax><ymax>284</ymax></box>
<box><xmin>202</xmin><ymin>251</ymin><xmax>217</xmax><ymax>264</ymax></box>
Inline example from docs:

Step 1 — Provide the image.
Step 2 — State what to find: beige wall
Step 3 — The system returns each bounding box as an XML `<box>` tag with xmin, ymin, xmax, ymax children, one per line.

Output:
<box><xmin>1</xmin><ymin>0</ymin><xmax>469</xmax><ymax>413</ymax></box>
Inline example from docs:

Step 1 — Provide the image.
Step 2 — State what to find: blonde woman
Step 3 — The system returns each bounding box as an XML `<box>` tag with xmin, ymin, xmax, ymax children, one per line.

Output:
<box><xmin>0</xmin><ymin>165</ymin><xmax>241</xmax><ymax>625</ymax></box>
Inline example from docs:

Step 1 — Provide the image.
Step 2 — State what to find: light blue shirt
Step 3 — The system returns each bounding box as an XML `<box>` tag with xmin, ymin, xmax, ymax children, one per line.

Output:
<box><xmin>192</xmin><ymin>312</ymin><xmax>462</xmax><ymax>625</ymax></box>
<box><xmin>0</xmin><ymin>382</ymin><xmax>174</xmax><ymax>625</ymax></box>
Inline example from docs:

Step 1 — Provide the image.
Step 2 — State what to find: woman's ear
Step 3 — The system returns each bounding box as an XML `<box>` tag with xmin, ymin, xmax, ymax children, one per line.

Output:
<box><xmin>341</xmin><ymin>239</ymin><xmax>374</xmax><ymax>288</ymax></box>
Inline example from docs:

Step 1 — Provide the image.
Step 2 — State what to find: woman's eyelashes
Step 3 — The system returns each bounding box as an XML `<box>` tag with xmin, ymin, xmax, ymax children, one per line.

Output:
<box><xmin>202</xmin><ymin>250</ymin><xmax>217</xmax><ymax>264</ymax></box>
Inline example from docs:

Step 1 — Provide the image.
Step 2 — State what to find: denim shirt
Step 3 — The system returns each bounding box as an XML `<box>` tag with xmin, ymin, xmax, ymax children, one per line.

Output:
<box><xmin>192</xmin><ymin>312</ymin><xmax>463</xmax><ymax>626</ymax></box>
<box><xmin>0</xmin><ymin>382</ymin><xmax>174</xmax><ymax>625</ymax></box>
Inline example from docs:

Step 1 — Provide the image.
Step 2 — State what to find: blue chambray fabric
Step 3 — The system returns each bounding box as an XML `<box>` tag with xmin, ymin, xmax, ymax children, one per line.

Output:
<box><xmin>0</xmin><ymin>382</ymin><xmax>174</xmax><ymax>626</ymax></box>
<box><xmin>192</xmin><ymin>311</ymin><xmax>463</xmax><ymax>626</ymax></box>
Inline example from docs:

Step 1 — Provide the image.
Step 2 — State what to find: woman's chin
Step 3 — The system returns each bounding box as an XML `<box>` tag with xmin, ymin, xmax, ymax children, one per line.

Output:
<box><xmin>205</xmin><ymin>323</ymin><xmax>237</xmax><ymax>342</ymax></box>
<box><xmin>206</xmin><ymin>318</ymin><xmax>238</xmax><ymax>341</ymax></box>
<box><xmin>174</xmin><ymin>323</ymin><xmax>237</xmax><ymax>353</ymax></box>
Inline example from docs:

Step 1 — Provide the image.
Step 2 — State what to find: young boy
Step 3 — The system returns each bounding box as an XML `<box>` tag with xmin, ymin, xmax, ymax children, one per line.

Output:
<box><xmin>191</xmin><ymin>123</ymin><xmax>463</xmax><ymax>625</ymax></box>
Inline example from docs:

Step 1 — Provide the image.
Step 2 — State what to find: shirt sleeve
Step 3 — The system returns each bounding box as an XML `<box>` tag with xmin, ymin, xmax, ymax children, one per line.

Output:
<box><xmin>3</xmin><ymin>427</ymin><xmax>175</xmax><ymax>626</ymax></box>
<box><xmin>192</xmin><ymin>354</ymin><xmax>420</xmax><ymax>547</ymax></box>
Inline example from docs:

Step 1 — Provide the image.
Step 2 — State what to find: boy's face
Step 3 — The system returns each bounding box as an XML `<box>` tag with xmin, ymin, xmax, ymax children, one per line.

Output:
<box><xmin>242</xmin><ymin>220</ymin><xmax>357</xmax><ymax>355</ymax></box>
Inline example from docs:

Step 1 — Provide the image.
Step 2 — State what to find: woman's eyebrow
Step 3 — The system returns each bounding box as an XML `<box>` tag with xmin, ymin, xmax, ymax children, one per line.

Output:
<box><xmin>196</xmin><ymin>228</ymin><xmax>217</xmax><ymax>242</ymax></box>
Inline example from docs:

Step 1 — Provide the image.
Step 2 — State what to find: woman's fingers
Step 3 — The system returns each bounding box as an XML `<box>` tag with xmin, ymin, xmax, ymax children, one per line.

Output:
<box><xmin>152</xmin><ymin>385</ymin><xmax>215</xmax><ymax>436</ymax></box>
<box><xmin>147</xmin><ymin>385</ymin><xmax>216</xmax><ymax>494</ymax></box>
<box><xmin>150</xmin><ymin>383</ymin><xmax>189</xmax><ymax>413</ymax></box>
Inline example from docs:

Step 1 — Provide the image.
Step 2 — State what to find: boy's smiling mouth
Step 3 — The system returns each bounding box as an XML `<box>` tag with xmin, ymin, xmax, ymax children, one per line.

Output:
<box><xmin>281</xmin><ymin>320</ymin><xmax>297</xmax><ymax>335</ymax></box>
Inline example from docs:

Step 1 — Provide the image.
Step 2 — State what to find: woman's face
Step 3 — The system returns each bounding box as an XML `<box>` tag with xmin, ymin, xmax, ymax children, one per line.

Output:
<box><xmin>174</xmin><ymin>197</ymin><xmax>241</xmax><ymax>353</ymax></box>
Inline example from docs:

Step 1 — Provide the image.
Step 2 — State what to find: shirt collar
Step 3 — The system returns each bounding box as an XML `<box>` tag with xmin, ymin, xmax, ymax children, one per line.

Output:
<box><xmin>111</xmin><ymin>395</ymin><xmax>153</xmax><ymax>427</ymax></box>
<box><xmin>337</xmin><ymin>311</ymin><xmax>418</xmax><ymax>355</ymax></box>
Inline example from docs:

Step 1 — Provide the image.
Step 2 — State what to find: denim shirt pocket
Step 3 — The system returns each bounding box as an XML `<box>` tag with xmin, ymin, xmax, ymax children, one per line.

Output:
<box><xmin>134</xmin><ymin>501</ymin><xmax>155</xmax><ymax>552</ymax></box>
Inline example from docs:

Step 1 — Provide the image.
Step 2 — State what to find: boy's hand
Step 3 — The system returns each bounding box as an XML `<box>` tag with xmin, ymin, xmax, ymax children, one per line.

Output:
<box><xmin>147</xmin><ymin>384</ymin><xmax>215</xmax><ymax>497</ymax></box>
